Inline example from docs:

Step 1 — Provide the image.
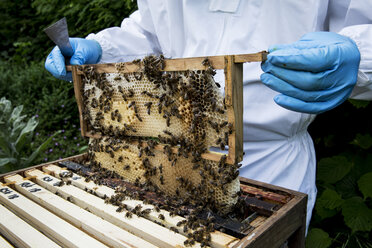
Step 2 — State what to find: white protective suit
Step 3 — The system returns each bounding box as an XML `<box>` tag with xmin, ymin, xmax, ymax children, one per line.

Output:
<box><xmin>86</xmin><ymin>0</ymin><xmax>372</xmax><ymax>228</ymax></box>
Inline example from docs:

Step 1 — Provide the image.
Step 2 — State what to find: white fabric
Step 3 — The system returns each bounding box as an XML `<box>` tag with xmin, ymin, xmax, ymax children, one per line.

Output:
<box><xmin>86</xmin><ymin>0</ymin><xmax>372</xmax><ymax>230</ymax></box>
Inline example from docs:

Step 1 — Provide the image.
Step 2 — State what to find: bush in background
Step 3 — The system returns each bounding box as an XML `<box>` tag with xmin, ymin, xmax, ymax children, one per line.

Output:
<box><xmin>0</xmin><ymin>0</ymin><xmax>138</xmax><ymax>165</ymax></box>
<box><xmin>0</xmin><ymin>60</ymin><xmax>87</xmax><ymax>165</ymax></box>
<box><xmin>0</xmin><ymin>0</ymin><xmax>137</xmax><ymax>62</ymax></box>
<box><xmin>0</xmin><ymin>97</ymin><xmax>60</xmax><ymax>173</ymax></box>
<box><xmin>307</xmin><ymin>100</ymin><xmax>372</xmax><ymax>248</ymax></box>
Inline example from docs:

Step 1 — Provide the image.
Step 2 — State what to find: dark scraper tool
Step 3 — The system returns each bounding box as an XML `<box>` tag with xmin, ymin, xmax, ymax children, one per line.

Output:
<box><xmin>44</xmin><ymin>17</ymin><xmax>73</xmax><ymax>57</ymax></box>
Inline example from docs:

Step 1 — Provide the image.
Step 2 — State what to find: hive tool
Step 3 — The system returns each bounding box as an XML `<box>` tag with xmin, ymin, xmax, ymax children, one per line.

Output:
<box><xmin>43</xmin><ymin>17</ymin><xmax>73</xmax><ymax>57</ymax></box>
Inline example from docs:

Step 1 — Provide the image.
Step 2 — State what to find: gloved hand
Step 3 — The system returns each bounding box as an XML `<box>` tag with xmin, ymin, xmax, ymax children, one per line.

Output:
<box><xmin>260</xmin><ymin>32</ymin><xmax>360</xmax><ymax>114</ymax></box>
<box><xmin>45</xmin><ymin>38</ymin><xmax>102</xmax><ymax>81</ymax></box>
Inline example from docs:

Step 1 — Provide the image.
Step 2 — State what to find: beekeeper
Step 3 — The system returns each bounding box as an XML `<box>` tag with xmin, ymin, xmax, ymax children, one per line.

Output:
<box><xmin>45</xmin><ymin>0</ymin><xmax>372</xmax><ymax>229</ymax></box>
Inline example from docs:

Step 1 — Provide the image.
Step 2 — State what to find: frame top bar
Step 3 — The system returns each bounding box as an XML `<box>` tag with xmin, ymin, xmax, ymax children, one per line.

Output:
<box><xmin>66</xmin><ymin>51</ymin><xmax>267</xmax><ymax>73</ymax></box>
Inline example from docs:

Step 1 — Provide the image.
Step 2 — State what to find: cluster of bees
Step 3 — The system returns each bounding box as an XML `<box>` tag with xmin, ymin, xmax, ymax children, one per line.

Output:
<box><xmin>59</xmin><ymin>161</ymin><xmax>247</xmax><ymax>247</ymax></box>
<box><xmin>77</xmin><ymin>55</ymin><xmax>244</xmax><ymax>247</ymax></box>
<box><xmin>88</xmin><ymin>137</ymin><xmax>241</xmax><ymax>205</ymax></box>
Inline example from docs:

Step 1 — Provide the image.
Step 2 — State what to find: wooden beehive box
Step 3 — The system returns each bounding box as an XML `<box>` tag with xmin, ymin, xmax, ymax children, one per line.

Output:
<box><xmin>0</xmin><ymin>154</ymin><xmax>307</xmax><ymax>247</ymax></box>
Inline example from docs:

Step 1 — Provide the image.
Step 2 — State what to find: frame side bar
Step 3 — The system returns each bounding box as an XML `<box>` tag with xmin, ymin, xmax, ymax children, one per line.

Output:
<box><xmin>225</xmin><ymin>56</ymin><xmax>243</xmax><ymax>164</ymax></box>
<box><xmin>72</xmin><ymin>66</ymin><xmax>88</xmax><ymax>137</ymax></box>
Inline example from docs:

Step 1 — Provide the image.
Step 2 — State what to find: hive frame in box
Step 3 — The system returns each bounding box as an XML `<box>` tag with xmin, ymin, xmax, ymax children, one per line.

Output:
<box><xmin>0</xmin><ymin>154</ymin><xmax>307</xmax><ymax>247</ymax></box>
<box><xmin>67</xmin><ymin>52</ymin><xmax>267</xmax><ymax>165</ymax></box>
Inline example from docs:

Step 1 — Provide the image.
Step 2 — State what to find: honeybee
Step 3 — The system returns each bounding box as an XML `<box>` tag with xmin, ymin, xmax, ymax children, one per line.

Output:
<box><xmin>124</xmin><ymin>74</ymin><xmax>130</xmax><ymax>82</ymax></box>
<box><xmin>54</xmin><ymin>181</ymin><xmax>64</xmax><ymax>187</ymax></box>
<box><xmin>171</xmin><ymin>158</ymin><xmax>177</xmax><ymax>167</ymax></box>
<box><xmin>144</xmin><ymin>102</ymin><xmax>152</xmax><ymax>115</ymax></box>
<box><xmin>141</xmin><ymin>208</ymin><xmax>152</xmax><ymax>216</ymax></box>
<box><xmin>228</xmin><ymin>123</ymin><xmax>233</xmax><ymax>134</ymax></box>
<box><xmin>125</xmin><ymin>211</ymin><xmax>133</xmax><ymax>218</ymax></box>
<box><xmin>128</xmin><ymin>89</ymin><xmax>135</xmax><ymax>97</ymax></box>
<box><xmin>166</xmin><ymin>117</ymin><xmax>171</xmax><ymax>127</ymax></box>
<box><xmin>158</xmin><ymin>214</ymin><xmax>165</xmax><ymax>220</ymax></box>
<box><xmin>128</xmin><ymin>101</ymin><xmax>135</xmax><ymax>108</ymax></box>
<box><xmin>135</xmin><ymin>113</ymin><xmax>143</xmax><ymax>122</ymax></box>
<box><xmin>132</xmin><ymin>59</ymin><xmax>141</xmax><ymax>64</ymax></box>
<box><xmin>219</xmin><ymin>142</ymin><xmax>225</xmax><ymax>150</ymax></box>
<box><xmin>202</xmin><ymin>58</ymin><xmax>210</xmax><ymax>66</ymax></box>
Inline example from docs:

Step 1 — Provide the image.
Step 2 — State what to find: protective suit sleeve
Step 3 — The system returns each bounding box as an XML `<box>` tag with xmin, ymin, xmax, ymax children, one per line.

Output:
<box><xmin>85</xmin><ymin>0</ymin><xmax>161</xmax><ymax>63</ymax></box>
<box><xmin>339</xmin><ymin>25</ymin><xmax>372</xmax><ymax>100</ymax></box>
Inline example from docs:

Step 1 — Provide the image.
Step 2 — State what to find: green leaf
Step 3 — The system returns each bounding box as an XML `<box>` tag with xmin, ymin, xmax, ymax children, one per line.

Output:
<box><xmin>315</xmin><ymin>204</ymin><xmax>338</xmax><ymax>220</ymax></box>
<box><xmin>335</xmin><ymin>173</ymin><xmax>358</xmax><ymax>199</ymax></box>
<box><xmin>78</xmin><ymin>145</ymin><xmax>88</xmax><ymax>153</ymax></box>
<box><xmin>342</xmin><ymin>197</ymin><xmax>372</xmax><ymax>233</ymax></box>
<box><xmin>0</xmin><ymin>97</ymin><xmax>12</xmax><ymax>117</ymax></box>
<box><xmin>0</xmin><ymin>157</ymin><xmax>17</xmax><ymax>167</ymax></box>
<box><xmin>318</xmin><ymin>189</ymin><xmax>344</xmax><ymax>209</ymax></box>
<box><xmin>23</xmin><ymin>130</ymin><xmax>61</xmax><ymax>167</ymax></box>
<box><xmin>315</xmin><ymin>188</ymin><xmax>343</xmax><ymax>219</ymax></box>
<box><xmin>0</xmin><ymin>134</ymin><xmax>10</xmax><ymax>155</ymax></box>
<box><xmin>10</xmin><ymin>118</ymin><xmax>27</xmax><ymax>141</ymax></box>
<box><xmin>348</xmin><ymin>99</ymin><xmax>370</xmax><ymax>109</ymax></box>
<box><xmin>305</xmin><ymin>228</ymin><xmax>332</xmax><ymax>248</ymax></box>
<box><xmin>9</xmin><ymin>105</ymin><xmax>23</xmax><ymax>123</ymax></box>
<box><xmin>351</xmin><ymin>133</ymin><xmax>372</xmax><ymax>150</ymax></box>
<box><xmin>317</xmin><ymin>156</ymin><xmax>352</xmax><ymax>184</ymax></box>
<box><xmin>335</xmin><ymin>154</ymin><xmax>372</xmax><ymax>199</ymax></box>
<box><xmin>358</xmin><ymin>172</ymin><xmax>372</xmax><ymax>199</ymax></box>
<box><xmin>15</xmin><ymin>116</ymin><xmax>38</xmax><ymax>151</ymax></box>
<box><xmin>323</xmin><ymin>134</ymin><xmax>336</xmax><ymax>148</ymax></box>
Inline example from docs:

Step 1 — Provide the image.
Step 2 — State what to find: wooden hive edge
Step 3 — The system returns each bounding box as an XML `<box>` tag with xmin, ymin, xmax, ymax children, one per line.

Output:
<box><xmin>0</xmin><ymin>156</ymin><xmax>306</xmax><ymax>248</ymax></box>
<box><xmin>0</xmin><ymin>154</ymin><xmax>87</xmax><ymax>179</ymax></box>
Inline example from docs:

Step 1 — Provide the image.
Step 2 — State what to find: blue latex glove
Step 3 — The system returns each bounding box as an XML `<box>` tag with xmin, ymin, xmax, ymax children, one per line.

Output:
<box><xmin>45</xmin><ymin>38</ymin><xmax>102</xmax><ymax>81</ymax></box>
<box><xmin>260</xmin><ymin>32</ymin><xmax>360</xmax><ymax>114</ymax></box>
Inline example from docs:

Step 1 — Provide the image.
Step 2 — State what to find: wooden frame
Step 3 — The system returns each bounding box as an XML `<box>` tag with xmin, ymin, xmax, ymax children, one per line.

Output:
<box><xmin>0</xmin><ymin>154</ymin><xmax>306</xmax><ymax>248</ymax></box>
<box><xmin>68</xmin><ymin>52</ymin><xmax>267</xmax><ymax>164</ymax></box>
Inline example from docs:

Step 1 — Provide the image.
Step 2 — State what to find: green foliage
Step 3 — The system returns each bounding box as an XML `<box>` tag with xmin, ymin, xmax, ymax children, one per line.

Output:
<box><xmin>317</xmin><ymin>156</ymin><xmax>352</xmax><ymax>184</ymax></box>
<box><xmin>342</xmin><ymin>197</ymin><xmax>372</xmax><ymax>233</ymax></box>
<box><xmin>0</xmin><ymin>0</ymin><xmax>137</xmax><ymax>62</ymax></box>
<box><xmin>0</xmin><ymin>0</ymin><xmax>137</xmax><ymax>166</ymax></box>
<box><xmin>0</xmin><ymin>97</ymin><xmax>60</xmax><ymax>172</ymax></box>
<box><xmin>351</xmin><ymin>134</ymin><xmax>372</xmax><ymax>150</ymax></box>
<box><xmin>358</xmin><ymin>172</ymin><xmax>372</xmax><ymax>200</ymax></box>
<box><xmin>315</xmin><ymin>189</ymin><xmax>343</xmax><ymax>219</ymax></box>
<box><xmin>348</xmin><ymin>99</ymin><xmax>370</xmax><ymax>109</ymax></box>
<box><xmin>0</xmin><ymin>60</ymin><xmax>77</xmax><ymax>130</ymax></box>
<box><xmin>306</xmin><ymin>228</ymin><xmax>332</xmax><ymax>248</ymax></box>
<box><xmin>308</xmin><ymin>101</ymin><xmax>372</xmax><ymax>247</ymax></box>
<box><xmin>0</xmin><ymin>60</ymin><xmax>88</xmax><ymax>165</ymax></box>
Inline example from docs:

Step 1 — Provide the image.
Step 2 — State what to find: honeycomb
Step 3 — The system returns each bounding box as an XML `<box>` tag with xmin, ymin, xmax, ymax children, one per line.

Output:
<box><xmin>89</xmin><ymin>137</ymin><xmax>240</xmax><ymax>212</ymax></box>
<box><xmin>81</xmin><ymin>56</ymin><xmax>240</xmax><ymax>213</ymax></box>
